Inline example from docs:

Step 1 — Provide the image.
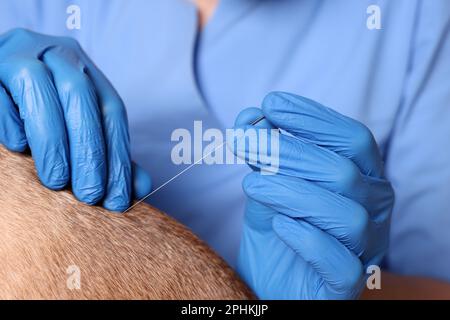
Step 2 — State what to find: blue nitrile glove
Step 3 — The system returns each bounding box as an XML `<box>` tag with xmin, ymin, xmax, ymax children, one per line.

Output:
<box><xmin>232</xmin><ymin>92</ymin><xmax>394</xmax><ymax>299</ymax></box>
<box><xmin>0</xmin><ymin>28</ymin><xmax>151</xmax><ymax>211</ymax></box>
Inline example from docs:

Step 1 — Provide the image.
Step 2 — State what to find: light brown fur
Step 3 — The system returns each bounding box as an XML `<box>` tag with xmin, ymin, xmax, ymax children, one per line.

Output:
<box><xmin>0</xmin><ymin>145</ymin><xmax>253</xmax><ymax>300</ymax></box>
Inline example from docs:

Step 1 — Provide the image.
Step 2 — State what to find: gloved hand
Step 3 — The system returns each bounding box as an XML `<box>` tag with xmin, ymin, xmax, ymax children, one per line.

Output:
<box><xmin>232</xmin><ymin>92</ymin><xmax>394</xmax><ymax>299</ymax></box>
<box><xmin>0</xmin><ymin>28</ymin><xmax>151</xmax><ymax>211</ymax></box>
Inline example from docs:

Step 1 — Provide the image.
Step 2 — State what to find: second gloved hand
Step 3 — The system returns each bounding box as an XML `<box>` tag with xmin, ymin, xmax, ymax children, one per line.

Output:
<box><xmin>0</xmin><ymin>28</ymin><xmax>151</xmax><ymax>211</ymax></box>
<box><xmin>233</xmin><ymin>92</ymin><xmax>395</xmax><ymax>299</ymax></box>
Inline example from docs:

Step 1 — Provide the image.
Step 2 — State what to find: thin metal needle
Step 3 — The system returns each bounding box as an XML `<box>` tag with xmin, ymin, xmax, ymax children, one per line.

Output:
<box><xmin>123</xmin><ymin>116</ymin><xmax>266</xmax><ymax>213</ymax></box>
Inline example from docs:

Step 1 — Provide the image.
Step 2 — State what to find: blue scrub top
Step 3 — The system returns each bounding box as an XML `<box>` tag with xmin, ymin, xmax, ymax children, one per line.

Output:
<box><xmin>1</xmin><ymin>0</ymin><xmax>449</xmax><ymax>280</ymax></box>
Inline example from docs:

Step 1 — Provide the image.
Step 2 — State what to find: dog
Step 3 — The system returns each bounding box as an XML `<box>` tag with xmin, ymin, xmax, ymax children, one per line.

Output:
<box><xmin>0</xmin><ymin>145</ymin><xmax>253</xmax><ymax>299</ymax></box>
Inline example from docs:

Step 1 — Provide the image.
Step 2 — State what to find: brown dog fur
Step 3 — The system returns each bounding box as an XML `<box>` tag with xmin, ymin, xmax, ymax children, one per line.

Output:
<box><xmin>0</xmin><ymin>145</ymin><xmax>253</xmax><ymax>300</ymax></box>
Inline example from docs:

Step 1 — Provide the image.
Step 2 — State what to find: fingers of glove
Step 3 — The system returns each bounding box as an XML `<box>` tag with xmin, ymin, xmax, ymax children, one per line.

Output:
<box><xmin>229</xmin><ymin>124</ymin><xmax>281</xmax><ymax>175</ymax></box>
<box><xmin>0</xmin><ymin>59</ymin><xmax>70</xmax><ymax>189</ymax></box>
<box><xmin>234</xmin><ymin>107</ymin><xmax>275</xmax><ymax>129</ymax></box>
<box><xmin>234</xmin><ymin>125</ymin><xmax>362</xmax><ymax>191</ymax></box>
<box><xmin>132</xmin><ymin>162</ymin><xmax>152</xmax><ymax>200</ymax></box>
<box><xmin>233</xmin><ymin>122</ymin><xmax>369</xmax><ymax>203</ymax></box>
<box><xmin>0</xmin><ymin>84</ymin><xmax>27</xmax><ymax>152</ymax></box>
<box><xmin>273</xmin><ymin>215</ymin><xmax>364</xmax><ymax>298</ymax></box>
<box><xmin>243</xmin><ymin>172</ymin><xmax>372</xmax><ymax>259</ymax></box>
<box><xmin>228</xmin><ymin>107</ymin><xmax>276</xmax><ymax>173</ymax></box>
<box><xmin>233</xmin><ymin>122</ymin><xmax>393</xmax><ymax>217</ymax></box>
<box><xmin>262</xmin><ymin>92</ymin><xmax>383</xmax><ymax>178</ymax></box>
<box><xmin>77</xmin><ymin>48</ymin><xmax>132</xmax><ymax>212</ymax></box>
<box><xmin>42</xmin><ymin>47</ymin><xmax>107</xmax><ymax>204</ymax></box>
<box><xmin>244</xmin><ymin>197</ymin><xmax>279</xmax><ymax>231</ymax></box>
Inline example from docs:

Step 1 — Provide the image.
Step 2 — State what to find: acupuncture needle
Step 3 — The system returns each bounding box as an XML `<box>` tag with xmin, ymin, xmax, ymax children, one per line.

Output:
<box><xmin>123</xmin><ymin>115</ymin><xmax>267</xmax><ymax>214</ymax></box>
